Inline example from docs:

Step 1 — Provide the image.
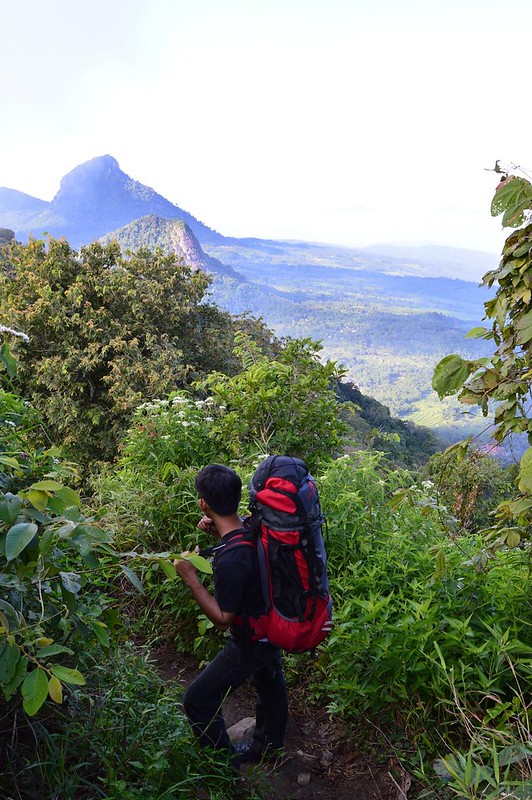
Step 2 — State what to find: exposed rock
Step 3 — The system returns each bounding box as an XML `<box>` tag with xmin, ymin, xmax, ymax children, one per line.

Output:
<box><xmin>226</xmin><ymin>716</ymin><xmax>255</xmax><ymax>743</ymax></box>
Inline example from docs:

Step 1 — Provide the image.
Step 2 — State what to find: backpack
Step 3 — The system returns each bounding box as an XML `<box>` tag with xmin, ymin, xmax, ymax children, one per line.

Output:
<box><xmin>244</xmin><ymin>455</ymin><xmax>333</xmax><ymax>652</ymax></box>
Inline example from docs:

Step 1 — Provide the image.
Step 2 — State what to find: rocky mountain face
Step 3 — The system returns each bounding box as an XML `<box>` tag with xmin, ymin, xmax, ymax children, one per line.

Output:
<box><xmin>100</xmin><ymin>216</ymin><xmax>244</xmax><ymax>280</ymax></box>
<box><xmin>0</xmin><ymin>155</ymin><xmax>223</xmax><ymax>248</ymax></box>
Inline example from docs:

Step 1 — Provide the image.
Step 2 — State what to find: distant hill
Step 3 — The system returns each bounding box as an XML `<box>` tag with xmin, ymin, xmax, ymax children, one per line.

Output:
<box><xmin>0</xmin><ymin>188</ymin><xmax>48</xmax><ymax>230</ymax></box>
<box><xmin>0</xmin><ymin>155</ymin><xmax>223</xmax><ymax>248</ymax></box>
<box><xmin>0</xmin><ymin>154</ymin><xmax>498</xmax><ymax>447</ymax></box>
<box><xmin>100</xmin><ymin>216</ymin><xmax>244</xmax><ymax>281</ymax></box>
<box><xmin>363</xmin><ymin>243</ymin><xmax>498</xmax><ymax>282</ymax></box>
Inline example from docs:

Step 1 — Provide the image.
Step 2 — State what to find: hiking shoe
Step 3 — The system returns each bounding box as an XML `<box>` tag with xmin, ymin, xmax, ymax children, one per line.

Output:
<box><xmin>234</xmin><ymin>742</ymin><xmax>284</xmax><ymax>764</ymax></box>
<box><xmin>233</xmin><ymin>743</ymin><xmax>263</xmax><ymax>763</ymax></box>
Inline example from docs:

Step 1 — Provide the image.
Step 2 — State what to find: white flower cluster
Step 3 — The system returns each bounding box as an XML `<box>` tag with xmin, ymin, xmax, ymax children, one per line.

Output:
<box><xmin>0</xmin><ymin>324</ymin><xmax>29</xmax><ymax>342</ymax></box>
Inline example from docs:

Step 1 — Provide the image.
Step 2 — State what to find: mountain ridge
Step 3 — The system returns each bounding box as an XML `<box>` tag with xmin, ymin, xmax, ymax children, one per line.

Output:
<box><xmin>0</xmin><ymin>155</ymin><xmax>223</xmax><ymax>248</ymax></box>
<box><xmin>100</xmin><ymin>215</ymin><xmax>245</xmax><ymax>281</ymax></box>
<box><xmin>0</xmin><ymin>154</ymin><xmax>498</xmax><ymax>282</ymax></box>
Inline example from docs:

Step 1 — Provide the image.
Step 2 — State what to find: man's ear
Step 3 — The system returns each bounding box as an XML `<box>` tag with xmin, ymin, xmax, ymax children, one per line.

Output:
<box><xmin>198</xmin><ymin>498</ymin><xmax>209</xmax><ymax>515</ymax></box>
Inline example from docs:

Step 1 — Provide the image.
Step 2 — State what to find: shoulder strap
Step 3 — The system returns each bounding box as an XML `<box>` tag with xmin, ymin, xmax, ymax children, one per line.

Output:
<box><xmin>198</xmin><ymin>527</ymin><xmax>254</xmax><ymax>559</ymax></box>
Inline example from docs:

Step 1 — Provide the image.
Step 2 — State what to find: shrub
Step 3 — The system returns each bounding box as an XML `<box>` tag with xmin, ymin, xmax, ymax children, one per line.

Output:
<box><xmin>1</xmin><ymin>642</ymin><xmax>238</xmax><ymax>800</ymax></box>
<box><xmin>313</xmin><ymin>454</ymin><xmax>532</xmax><ymax>769</ymax></box>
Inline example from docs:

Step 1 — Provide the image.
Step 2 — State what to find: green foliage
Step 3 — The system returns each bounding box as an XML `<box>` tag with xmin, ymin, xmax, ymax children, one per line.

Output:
<box><xmin>423</xmin><ymin>447</ymin><xmax>516</xmax><ymax>532</ymax></box>
<box><xmin>1</xmin><ymin>642</ymin><xmax>239</xmax><ymax>800</ymax></box>
<box><xmin>0</xmin><ymin>237</ymin><xmax>243</xmax><ymax>464</ymax></box>
<box><xmin>432</xmin><ymin>688</ymin><xmax>532</xmax><ymax>799</ymax></box>
<box><xmin>100</xmin><ymin>394</ymin><xmax>219</xmax><ymax>547</ymax></box>
<box><xmin>0</xmin><ymin>454</ymin><xmax>115</xmax><ymax>714</ymax></box>
<box><xmin>312</xmin><ymin>454</ymin><xmax>531</xmax><ymax>766</ymax></box>
<box><xmin>491</xmin><ymin>175</ymin><xmax>532</xmax><ymax>228</ymax></box>
<box><xmin>336</xmin><ymin>381</ymin><xmax>440</xmax><ymax>467</ymax></box>
<box><xmin>433</xmin><ymin>171</ymin><xmax>532</xmax><ymax>545</ymax></box>
<box><xmin>198</xmin><ymin>337</ymin><xmax>348</xmax><ymax>470</ymax></box>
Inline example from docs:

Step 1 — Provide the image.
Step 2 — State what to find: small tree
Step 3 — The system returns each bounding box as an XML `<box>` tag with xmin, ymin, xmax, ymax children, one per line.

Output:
<box><xmin>0</xmin><ymin>238</ymin><xmax>245</xmax><ymax>464</ymax></box>
<box><xmin>198</xmin><ymin>336</ymin><xmax>348</xmax><ymax>470</ymax></box>
<box><xmin>432</xmin><ymin>167</ymin><xmax>532</xmax><ymax>546</ymax></box>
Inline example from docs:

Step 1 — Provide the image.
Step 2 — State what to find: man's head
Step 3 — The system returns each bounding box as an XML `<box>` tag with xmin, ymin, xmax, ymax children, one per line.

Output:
<box><xmin>195</xmin><ymin>464</ymin><xmax>242</xmax><ymax>517</ymax></box>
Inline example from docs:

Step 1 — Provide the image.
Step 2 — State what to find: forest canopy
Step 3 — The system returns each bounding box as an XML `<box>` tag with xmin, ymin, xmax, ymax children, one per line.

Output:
<box><xmin>0</xmin><ymin>238</ymin><xmax>273</xmax><ymax>463</ymax></box>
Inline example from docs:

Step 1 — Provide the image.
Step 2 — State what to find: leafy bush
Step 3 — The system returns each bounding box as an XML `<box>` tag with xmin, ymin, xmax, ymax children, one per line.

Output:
<box><xmin>0</xmin><ymin>387</ymin><xmax>119</xmax><ymax>716</ymax></box>
<box><xmin>198</xmin><ymin>336</ymin><xmax>348</xmax><ymax>471</ymax></box>
<box><xmin>1</xmin><ymin>642</ymin><xmax>239</xmax><ymax>800</ymax></box>
<box><xmin>0</xmin><ymin>238</ymin><xmax>243</xmax><ymax>464</ymax></box>
<box><xmin>313</xmin><ymin>454</ymin><xmax>532</xmax><ymax>772</ymax></box>
<box><xmin>423</xmin><ymin>447</ymin><xmax>516</xmax><ymax>532</ymax></box>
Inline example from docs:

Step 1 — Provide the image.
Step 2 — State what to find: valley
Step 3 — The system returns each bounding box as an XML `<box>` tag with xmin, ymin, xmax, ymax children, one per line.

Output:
<box><xmin>0</xmin><ymin>155</ymin><xmax>501</xmax><ymax>447</ymax></box>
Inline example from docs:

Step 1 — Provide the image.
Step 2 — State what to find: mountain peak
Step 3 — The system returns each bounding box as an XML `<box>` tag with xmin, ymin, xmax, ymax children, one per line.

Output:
<box><xmin>55</xmin><ymin>155</ymin><xmax>126</xmax><ymax>199</ymax></box>
<box><xmin>0</xmin><ymin>155</ymin><xmax>223</xmax><ymax>247</ymax></box>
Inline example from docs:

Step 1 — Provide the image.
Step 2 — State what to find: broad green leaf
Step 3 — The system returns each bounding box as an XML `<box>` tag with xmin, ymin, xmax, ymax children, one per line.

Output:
<box><xmin>120</xmin><ymin>564</ymin><xmax>145</xmax><ymax>595</ymax></box>
<box><xmin>443</xmin><ymin>439</ymin><xmax>471</xmax><ymax>462</ymax></box>
<box><xmin>0</xmin><ymin>493</ymin><xmax>21</xmax><ymax>524</ymax></box>
<box><xmin>27</xmin><ymin>489</ymin><xmax>49</xmax><ymax>512</ymax></box>
<box><xmin>22</xmin><ymin>668</ymin><xmax>49</xmax><ymax>715</ymax></box>
<box><xmin>36</xmin><ymin>644</ymin><xmax>74</xmax><ymax>659</ymax></box>
<box><xmin>29</xmin><ymin>480</ymin><xmax>63</xmax><ymax>492</ymax></box>
<box><xmin>491</xmin><ymin>176</ymin><xmax>532</xmax><ymax>226</ymax></box>
<box><xmin>59</xmin><ymin>572</ymin><xmax>81</xmax><ymax>594</ymax></box>
<box><xmin>508</xmin><ymin>497</ymin><xmax>532</xmax><ymax>515</ymax></box>
<box><xmin>5</xmin><ymin>522</ymin><xmax>38</xmax><ymax>561</ymax></box>
<box><xmin>0</xmin><ymin>455</ymin><xmax>20</xmax><ymax>470</ymax></box>
<box><xmin>70</xmin><ymin>525</ymin><xmax>111</xmax><ymax>555</ymax></box>
<box><xmin>3</xmin><ymin>653</ymin><xmax>27</xmax><ymax>700</ymax></box>
<box><xmin>515</xmin><ymin>310</ymin><xmax>532</xmax><ymax>345</ymax></box>
<box><xmin>466</xmin><ymin>326</ymin><xmax>492</xmax><ymax>340</ymax></box>
<box><xmin>43</xmin><ymin>446</ymin><xmax>61</xmax><ymax>458</ymax></box>
<box><xmin>0</xmin><ymin>342</ymin><xmax>17</xmax><ymax>379</ymax></box>
<box><xmin>48</xmin><ymin>675</ymin><xmax>63</xmax><ymax>704</ymax></box>
<box><xmin>82</xmin><ymin>551</ymin><xmax>100</xmax><ymax>569</ymax></box>
<box><xmin>50</xmin><ymin>665</ymin><xmax>86</xmax><ymax>686</ymax></box>
<box><xmin>497</xmin><ymin>743</ymin><xmax>532</xmax><ymax>767</ymax></box>
<box><xmin>0</xmin><ymin>642</ymin><xmax>20</xmax><ymax>685</ymax></box>
<box><xmin>518</xmin><ymin>447</ymin><xmax>532</xmax><ymax>493</ymax></box>
<box><xmin>54</xmin><ymin>486</ymin><xmax>80</xmax><ymax>507</ymax></box>
<box><xmin>0</xmin><ymin>599</ymin><xmax>20</xmax><ymax>630</ymax></box>
<box><xmin>159</xmin><ymin>559</ymin><xmax>177</xmax><ymax>580</ymax></box>
<box><xmin>506</xmin><ymin>530</ymin><xmax>521</xmax><ymax>548</ymax></box>
<box><xmin>432</xmin><ymin>355</ymin><xmax>475</xmax><ymax>399</ymax></box>
<box><xmin>184</xmin><ymin>553</ymin><xmax>213</xmax><ymax>574</ymax></box>
<box><xmin>88</xmin><ymin>620</ymin><xmax>110</xmax><ymax>648</ymax></box>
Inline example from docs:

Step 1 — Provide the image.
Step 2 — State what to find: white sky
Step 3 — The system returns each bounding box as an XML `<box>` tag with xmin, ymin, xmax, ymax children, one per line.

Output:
<box><xmin>1</xmin><ymin>0</ymin><xmax>531</xmax><ymax>253</ymax></box>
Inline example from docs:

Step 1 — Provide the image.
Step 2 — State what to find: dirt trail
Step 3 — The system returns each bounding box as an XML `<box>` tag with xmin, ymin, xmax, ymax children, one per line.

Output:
<box><xmin>154</xmin><ymin>647</ymin><xmax>411</xmax><ymax>800</ymax></box>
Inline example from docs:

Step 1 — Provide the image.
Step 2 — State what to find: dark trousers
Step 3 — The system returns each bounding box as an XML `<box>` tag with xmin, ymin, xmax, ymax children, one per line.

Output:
<box><xmin>183</xmin><ymin>638</ymin><xmax>288</xmax><ymax>754</ymax></box>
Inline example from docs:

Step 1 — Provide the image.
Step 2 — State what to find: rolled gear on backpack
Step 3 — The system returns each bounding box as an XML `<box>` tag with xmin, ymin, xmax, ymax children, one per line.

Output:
<box><xmin>247</xmin><ymin>455</ymin><xmax>333</xmax><ymax>653</ymax></box>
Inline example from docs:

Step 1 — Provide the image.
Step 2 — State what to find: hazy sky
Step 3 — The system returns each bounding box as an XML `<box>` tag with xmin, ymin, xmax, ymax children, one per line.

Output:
<box><xmin>1</xmin><ymin>0</ymin><xmax>531</xmax><ymax>253</ymax></box>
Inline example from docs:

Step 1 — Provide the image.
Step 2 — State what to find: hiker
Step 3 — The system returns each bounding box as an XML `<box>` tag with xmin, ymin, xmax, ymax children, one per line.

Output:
<box><xmin>173</xmin><ymin>463</ymin><xmax>288</xmax><ymax>766</ymax></box>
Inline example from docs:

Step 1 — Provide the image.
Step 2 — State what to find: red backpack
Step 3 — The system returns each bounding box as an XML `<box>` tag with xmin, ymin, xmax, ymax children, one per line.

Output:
<box><xmin>243</xmin><ymin>455</ymin><xmax>333</xmax><ymax>653</ymax></box>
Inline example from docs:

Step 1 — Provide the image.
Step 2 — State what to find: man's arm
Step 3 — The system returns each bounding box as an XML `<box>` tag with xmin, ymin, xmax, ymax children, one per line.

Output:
<box><xmin>173</xmin><ymin>558</ymin><xmax>235</xmax><ymax>630</ymax></box>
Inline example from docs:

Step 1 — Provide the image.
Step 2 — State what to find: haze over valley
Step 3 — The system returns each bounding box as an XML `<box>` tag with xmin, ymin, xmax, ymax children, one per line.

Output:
<box><xmin>0</xmin><ymin>154</ymin><xmax>500</xmax><ymax>446</ymax></box>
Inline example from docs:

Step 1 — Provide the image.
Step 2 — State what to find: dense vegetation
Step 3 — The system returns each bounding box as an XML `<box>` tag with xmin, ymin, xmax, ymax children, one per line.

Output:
<box><xmin>1</xmin><ymin>175</ymin><xmax>531</xmax><ymax>800</ymax></box>
<box><xmin>0</xmin><ymin>237</ymin><xmax>273</xmax><ymax>465</ymax></box>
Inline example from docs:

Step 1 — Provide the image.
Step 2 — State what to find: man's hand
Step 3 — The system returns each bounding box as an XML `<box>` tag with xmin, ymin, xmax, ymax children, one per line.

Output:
<box><xmin>174</xmin><ymin>553</ymin><xmax>199</xmax><ymax>586</ymax></box>
<box><xmin>197</xmin><ymin>515</ymin><xmax>217</xmax><ymax>534</ymax></box>
<box><xmin>173</xmin><ymin>552</ymin><xmax>235</xmax><ymax>631</ymax></box>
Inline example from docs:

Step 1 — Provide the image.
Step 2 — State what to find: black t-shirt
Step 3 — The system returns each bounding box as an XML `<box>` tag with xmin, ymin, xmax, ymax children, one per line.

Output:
<box><xmin>213</xmin><ymin>528</ymin><xmax>264</xmax><ymax>638</ymax></box>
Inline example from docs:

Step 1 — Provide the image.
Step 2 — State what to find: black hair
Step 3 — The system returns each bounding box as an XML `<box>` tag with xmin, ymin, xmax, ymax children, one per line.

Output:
<box><xmin>195</xmin><ymin>464</ymin><xmax>242</xmax><ymax>516</ymax></box>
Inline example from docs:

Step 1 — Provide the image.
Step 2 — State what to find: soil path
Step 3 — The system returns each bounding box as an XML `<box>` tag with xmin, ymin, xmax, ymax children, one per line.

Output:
<box><xmin>154</xmin><ymin>647</ymin><xmax>412</xmax><ymax>800</ymax></box>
